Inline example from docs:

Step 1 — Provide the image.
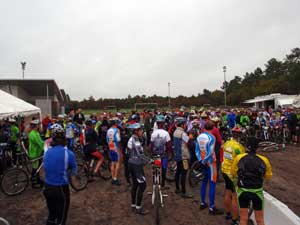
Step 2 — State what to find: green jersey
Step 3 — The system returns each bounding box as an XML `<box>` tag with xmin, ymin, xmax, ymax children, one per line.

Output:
<box><xmin>28</xmin><ymin>130</ymin><xmax>44</xmax><ymax>159</ymax></box>
<box><xmin>10</xmin><ymin>125</ymin><xmax>20</xmax><ymax>142</ymax></box>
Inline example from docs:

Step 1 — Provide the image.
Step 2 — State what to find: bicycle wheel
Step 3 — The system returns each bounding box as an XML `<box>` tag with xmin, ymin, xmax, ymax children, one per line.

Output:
<box><xmin>154</xmin><ymin>186</ymin><xmax>160</xmax><ymax>225</ymax></box>
<box><xmin>259</xmin><ymin>142</ymin><xmax>279</xmax><ymax>152</ymax></box>
<box><xmin>99</xmin><ymin>160</ymin><xmax>111</xmax><ymax>180</ymax></box>
<box><xmin>188</xmin><ymin>161</ymin><xmax>204</xmax><ymax>188</ymax></box>
<box><xmin>1</xmin><ymin>168</ymin><xmax>29</xmax><ymax>196</ymax></box>
<box><xmin>0</xmin><ymin>217</ymin><xmax>10</xmax><ymax>225</ymax></box>
<box><xmin>165</xmin><ymin>160</ymin><xmax>176</xmax><ymax>182</ymax></box>
<box><xmin>69</xmin><ymin>163</ymin><xmax>88</xmax><ymax>191</ymax></box>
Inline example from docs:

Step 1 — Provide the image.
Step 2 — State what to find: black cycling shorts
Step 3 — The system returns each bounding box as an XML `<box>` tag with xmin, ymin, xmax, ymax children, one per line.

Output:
<box><xmin>238</xmin><ymin>191</ymin><xmax>263</xmax><ymax>210</ymax></box>
<box><xmin>222</xmin><ymin>173</ymin><xmax>235</xmax><ymax>192</ymax></box>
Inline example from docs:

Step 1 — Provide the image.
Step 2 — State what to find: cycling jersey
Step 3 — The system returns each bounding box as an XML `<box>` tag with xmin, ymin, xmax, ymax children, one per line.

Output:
<box><xmin>28</xmin><ymin>129</ymin><xmax>44</xmax><ymax>159</ymax></box>
<box><xmin>231</xmin><ymin>152</ymin><xmax>272</xmax><ymax>189</ymax></box>
<box><xmin>173</xmin><ymin>127</ymin><xmax>190</xmax><ymax>162</ymax></box>
<box><xmin>66</xmin><ymin>123</ymin><xmax>76</xmax><ymax>139</ymax></box>
<box><xmin>195</xmin><ymin>132</ymin><xmax>216</xmax><ymax>165</ymax></box>
<box><xmin>221</xmin><ymin>139</ymin><xmax>245</xmax><ymax>179</ymax></box>
<box><xmin>150</xmin><ymin>129</ymin><xmax>171</xmax><ymax>155</ymax></box>
<box><xmin>127</xmin><ymin>135</ymin><xmax>149</xmax><ymax>165</ymax></box>
<box><xmin>83</xmin><ymin>127</ymin><xmax>98</xmax><ymax>153</ymax></box>
<box><xmin>9</xmin><ymin>124</ymin><xmax>19</xmax><ymax>143</ymax></box>
<box><xmin>106</xmin><ymin>127</ymin><xmax>121</xmax><ymax>152</ymax></box>
<box><xmin>44</xmin><ymin>145</ymin><xmax>77</xmax><ymax>186</ymax></box>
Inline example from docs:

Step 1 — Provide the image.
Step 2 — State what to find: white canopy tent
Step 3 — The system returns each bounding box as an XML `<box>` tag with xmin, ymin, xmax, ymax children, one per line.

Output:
<box><xmin>0</xmin><ymin>89</ymin><xmax>41</xmax><ymax>119</ymax></box>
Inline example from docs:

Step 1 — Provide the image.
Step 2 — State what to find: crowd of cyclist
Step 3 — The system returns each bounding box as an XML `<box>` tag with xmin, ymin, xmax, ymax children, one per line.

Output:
<box><xmin>0</xmin><ymin>106</ymin><xmax>299</xmax><ymax>225</ymax></box>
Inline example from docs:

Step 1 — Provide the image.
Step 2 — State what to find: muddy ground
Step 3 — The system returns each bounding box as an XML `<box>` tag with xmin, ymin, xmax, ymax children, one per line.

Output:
<box><xmin>0</xmin><ymin>145</ymin><xmax>299</xmax><ymax>225</ymax></box>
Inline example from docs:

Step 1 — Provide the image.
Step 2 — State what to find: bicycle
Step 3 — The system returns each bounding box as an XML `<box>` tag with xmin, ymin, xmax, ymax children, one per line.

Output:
<box><xmin>148</xmin><ymin>155</ymin><xmax>168</xmax><ymax>225</ymax></box>
<box><xmin>69</xmin><ymin>147</ymin><xmax>111</xmax><ymax>191</ymax></box>
<box><xmin>0</xmin><ymin>140</ymin><xmax>44</xmax><ymax>196</ymax></box>
<box><xmin>0</xmin><ymin>217</ymin><xmax>10</xmax><ymax>225</ymax></box>
<box><xmin>188</xmin><ymin>160</ymin><xmax>205</xmax><ymax>188</ymax></box>
<box><xmin>0</xmin><ymin>143</ymin><xmax>13</xmax><ymax>174</ymax></box>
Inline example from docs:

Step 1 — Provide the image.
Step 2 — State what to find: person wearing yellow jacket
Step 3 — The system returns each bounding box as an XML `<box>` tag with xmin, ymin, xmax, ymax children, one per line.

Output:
<box><xmin>231</xmin><ymin>137</ymin><xmax>272</xmax><ymax>225</ymax></box>
<box><xmin>221</xmin><ymin>136</ymin><xmax>245</xmax><ymax>225</ymax></box>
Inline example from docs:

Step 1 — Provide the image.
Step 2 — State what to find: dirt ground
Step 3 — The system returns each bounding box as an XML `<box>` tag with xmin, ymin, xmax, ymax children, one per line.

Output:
<box><xmin>0</xmin><ymin>145</ymin><xmax>299</xmax><ymax>225</ymax></box>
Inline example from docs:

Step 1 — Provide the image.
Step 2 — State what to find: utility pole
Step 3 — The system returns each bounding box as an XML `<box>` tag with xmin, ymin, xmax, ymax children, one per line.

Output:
<box><xmin>21</xmin><ymin>62</ymin><xmax>26</xmax><ymax>79</ymax></box>
<box><xmin>223</xmin><ymin>66</ymin><xmax>227</xmax><ymax>108</ymax></box>
<box><xmin>168</xmin><ymin>82</ymin><xmax>171</xmax><ymax>109</ymax></box>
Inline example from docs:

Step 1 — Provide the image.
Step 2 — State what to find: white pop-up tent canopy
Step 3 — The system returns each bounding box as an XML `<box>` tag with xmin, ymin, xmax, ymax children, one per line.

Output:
<box><xmin>0</xmin><ymin>89</ymin><xmax>41</xmax><ymax>119</ymax></box>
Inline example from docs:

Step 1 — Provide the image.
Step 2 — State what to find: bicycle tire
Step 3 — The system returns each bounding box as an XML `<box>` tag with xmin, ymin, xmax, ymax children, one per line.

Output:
<box><xmin>0</xmin><ymin>217</ymin><xmax>10</xmax><ymax>225</ymax></box>
<box><xmin>165</xmin><ymin>160</ymin><xmax>176</xmax><ymax>182</ymax></box>
<box><xmin>99</xmin><ymin>160</ymin><xmax>111</xmax><ymax>180</ymax></box>
<box><xmin>69</xmin><ymin>163</ymin><xmax>88</xmax><ymax>191</ymax></box>
<box><xmin>154</xmin><ymin>186</ymin><xmax>160</xmax><ymax>225</ymax></box>
<box><xmin>1</xmin><ymin>168</ymin><xmax>29</xmax><ymax>196</ymax></box>
<box><xmin>188</xmin><ymin>161</ymin><xmax>204</xmax><ymax>188</ymax></box>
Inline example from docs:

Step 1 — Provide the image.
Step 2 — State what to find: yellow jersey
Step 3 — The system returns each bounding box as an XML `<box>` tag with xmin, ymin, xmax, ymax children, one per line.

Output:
<box><xmin>221</xmin><ymin>139</ymin><xmax>245</xmax><ymax>178</ymax></box>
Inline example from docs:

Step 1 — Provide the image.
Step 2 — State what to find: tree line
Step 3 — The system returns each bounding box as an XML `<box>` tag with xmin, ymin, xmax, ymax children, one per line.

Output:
<box><xmin>71</xmin><ymin>47</ymin><xmax>300</xmax><ymax>110</ymax></box>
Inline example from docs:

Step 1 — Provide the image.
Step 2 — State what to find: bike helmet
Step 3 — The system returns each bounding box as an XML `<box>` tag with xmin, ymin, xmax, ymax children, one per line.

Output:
<box><xmin>156</xmin><ymin>115</ymin><xmax>165</xmax><ymax>123</ymax></box>
<box><xmin>127</xmin><ymin>123</ymin><xmax>142</xmax><ymax>130</ymax></box>
<box><xmin>175</xmin><ymin>117</ymin><xmax>186</xmax><ymax>126</ymax></box>
<box><xmin>246</xmin><ymin>136</ymin><xmax>259</xmax><ymax>152</ymax></box>
<box><xmin>50</xmin><ymin>123</ymin><xmax>65</xmax><ymax>139</ymax></box>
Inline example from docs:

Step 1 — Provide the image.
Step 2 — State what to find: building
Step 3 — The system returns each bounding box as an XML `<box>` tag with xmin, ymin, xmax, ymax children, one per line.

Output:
<box><xmin>244</xmin><ymin>93</ymin><xmax>299</xmax><ymax>109</ymax></box>
<box><xmin>0</xmin><ymin>79</ymin><xmax>71</xmax><ymax>116</ymax></box>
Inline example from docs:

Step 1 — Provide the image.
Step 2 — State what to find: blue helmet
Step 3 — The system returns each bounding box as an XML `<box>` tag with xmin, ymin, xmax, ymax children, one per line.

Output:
<box><xmin>156</xmin><ymin>115</ymin><xmax>165</xmax><ymax>123</ymax></box>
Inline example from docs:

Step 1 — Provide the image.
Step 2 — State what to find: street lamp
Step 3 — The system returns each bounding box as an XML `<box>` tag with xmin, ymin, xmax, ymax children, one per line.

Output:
<box><xmin>223</xmin><ymin>66</ymin><xmax>227</xmax><ymax>107</ymax></box>
<box><xmin>168</xmin><ymin>82</ymin><xmax>171</xmax><ymax>109</ymax></box>
<box><xmin>21</xmin><ymin>62</ymin><xmax>26</xmax><ymax>79</ymax></box>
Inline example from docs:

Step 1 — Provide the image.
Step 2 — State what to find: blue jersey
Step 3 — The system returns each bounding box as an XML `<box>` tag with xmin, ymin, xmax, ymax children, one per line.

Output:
<box><xmin>195</xmin><ymin>132</ymin><xmax>216</xmax><ymax>165</ymax></box>
<box><xmin>44</xmin><ymin>145</ymin><xmax>77</xmax><ymax>186</ymax></box>
<box><xmin>106</xmin><ymin>127</ymin><xmax>121</xmax><ymax>151</ymax></box>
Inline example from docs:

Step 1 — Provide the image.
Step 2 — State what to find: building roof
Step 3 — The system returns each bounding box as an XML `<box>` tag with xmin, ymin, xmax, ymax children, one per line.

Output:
<box><xmin>0</xmin><ymin>79</ymin><xmax>64</xmax><ymax>103</ymax></box>
<box><xmin>244</xmin><ymin>93</ymin><xmax>297</xmax><ymax>104</ymax></box>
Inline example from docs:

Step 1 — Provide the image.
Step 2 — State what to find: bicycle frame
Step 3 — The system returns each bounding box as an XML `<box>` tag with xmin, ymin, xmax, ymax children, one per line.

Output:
<box><xmin>151</xmin><ymin>156</ymin><xmax>164</xmax><ymax>207</ymax></box>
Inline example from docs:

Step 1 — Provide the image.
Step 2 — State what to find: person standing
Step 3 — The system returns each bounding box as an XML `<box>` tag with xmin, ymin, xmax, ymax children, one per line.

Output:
<box><xmin>43</xmin><ymin>124</ymin><xmax>77</xmax><ymax>225</ymax></box>
<box><xmin>196</xmin><ymin>121</ymin><xmax>223</xmax><ymax>215</ymax></box>
<box><xmin>127</xmin><ymin>123</ymin><xmax>151</xmax><ymax>215</ymax></box>
<box><xmin>150</xmin><ymin>115</ymin><xmax>172</xmax><ymax>189</ymax></box>
<box><xmin>222</xmin><ymin>136</ymin><xmax>245</xmax><ymax>225</ymax></box>
<box><xmin>28</xmin><ymin>119</ymin><xmax>44</xmax><ymax>188</ymax></box>
<box><xmin>8</xmin><ymin>118</ymin><xmax>20</xmax><ymax>165</ymax></box>
<box><xmin>231</xmin><ymin>136</ymin><xmax>272</xmax><ymax>225</ymax></box>
<box><xmin>173</xmin><ymin>117</ymin><xmax>193</xmax><ymax>198</ymax></box>
<box><xmin>107</xmin><ymin>118</ymin><xmax>122</xmax><ymax>185</ymax></box>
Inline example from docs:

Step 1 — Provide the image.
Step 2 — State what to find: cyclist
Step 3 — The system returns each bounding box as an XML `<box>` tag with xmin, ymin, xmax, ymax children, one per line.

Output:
<box><xmin>127</xmin><ymin>123</ymin><xmax>151</xmax><ymax>215</ymax></box>
<box><xmin>221</xmin><ymin>133</ymin><xmax>246</xmax><ymax>225</ymax></box>
<box><xmin>196</xmin><ymin>121</ymin><xmax>223</xmax><ymax>215</ymax></box>
<box><xmin>231</xmin><ymin>136</ymin><xmax>272</xmax><ymax>225</ymax></box>
<box><xmin>227</xmin><ymin>109</ymin><xmax>236</xmax><ymax>129</ymax></box>
<box><xmin>173</xmin><ymin>117</ymin><xmax>193</xmax><ymax>198</ymax></box>
<box><xmin>83</xmin><ymin>120</ymin><xmax>104</xmax><ymax>177</ymax></box>
<box><xmin>43</xmin><ymin>124</ymin><xmax>77</xmax><ymax>225</ymax></box>
<box><xmin>150</xmin><ymin>115</ymin><xmax>172</xmax><ymax>190</ymax></box>
<box><xmin>28</xmin><ymin>119</ymin><xmax>44</xmax><ymax>188</ymax></box>
<box><xmin>73</xmin><ymin>108</ymin><xmax>85</xmax><ymax>125</ymax></box>
<box><xmin>211</xmin><ymin>117</ymin><xmax>223</xmax><ymax>180</ymax></box>
<box><xmin>240</xmin><ymin>111</ymin><xmax>250</xmax><ymax>128</ymax></box>
<box><xmin>8</xmin><ymin>118</ymin><xmax>20</xmax><ymax>165</ymax></box>
<box><xmin>65</xmin><ymin>117</ymin><xmax>76</xmax><ymax>151</ymax></box>
<box><xmin>107</xmin><ymin>118</ymin><xmax>122</xmax><ymax>185</ymax></box>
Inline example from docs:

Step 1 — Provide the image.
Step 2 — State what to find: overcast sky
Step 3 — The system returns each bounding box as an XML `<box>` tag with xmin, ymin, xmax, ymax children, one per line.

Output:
<box><xmin>0</xmin><ymin>0</ymin><xmax>299</xmax><ymax>100</ymax></box>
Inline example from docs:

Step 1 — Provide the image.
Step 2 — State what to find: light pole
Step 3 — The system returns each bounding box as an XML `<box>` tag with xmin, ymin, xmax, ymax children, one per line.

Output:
<box><xmin>168</xmin><ymin>82</ymin><xmax>171</xmax><ymax>109</ymax></box>
<box><xmin>21</xmin><ymin>62</ymin><xmax>26</xmax><ymax>79</ymax></box>
<box><xmin>223</xmin><ymin>66</ymin><xmax>227</xmax><ymax>107</ymax></box>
